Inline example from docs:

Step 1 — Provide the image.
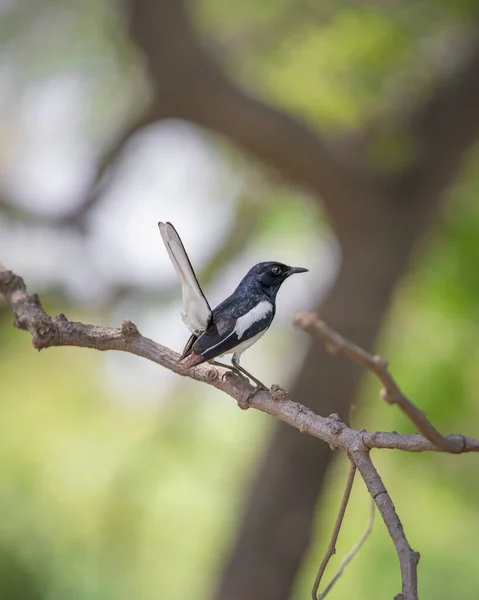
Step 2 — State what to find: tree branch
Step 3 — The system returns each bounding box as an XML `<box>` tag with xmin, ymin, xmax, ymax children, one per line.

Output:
<box><xmin>312</xmin><ymin>460</ymin><xmax>356</xmax><ymax>600</ymax></box>
<box><xmin>319</xmin><ymin>497</ymin><xmax>375</xmax><ymax>599</ymax></box>
<box><xmin>57</xmin><ymin>108</ymin><xmax>160</xmax><ymax>231</ymax></box>
<box><xmin>1</xmin><ymin>262</ymin><xmax>470</xmax><ymax>457</ymax></box>
<box><xmin>126</xmin><ymin>1</ymin><xmax>479</xmax><ymax>241</ymax></box>
<box><xmin>2</xmin><ymin>264</ymin><xmax>478</xmax><ymax>454</ymax></box>
<box><xmin>352</xmin><ymin>451</ymin><xmax>420</xmax><ymax>600</ymax></box>
<box><xmin>293</xmin><ymin>312</ymin><xmax>466</xmax><ymax>453</ymax></box>
<box><xmin>0</xmin><ymin>107</ymin><xmax>160</xmax><ymax>232</ymax></box>
<box><xmin>1</xmin><ymin>263</ymin><xmax>478</xmax><ymax>600</ymax></box>
<box><xmin>127</xmin><ymin>0</ymin><xmax>373</xmax><ymax>238</ymax></box>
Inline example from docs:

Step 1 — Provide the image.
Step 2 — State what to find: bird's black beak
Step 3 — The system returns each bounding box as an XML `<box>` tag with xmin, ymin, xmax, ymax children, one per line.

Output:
<box><xmin>288</xmin><ymin>266</ymin><xmax>309</xmax><ymax>275</ymax></box>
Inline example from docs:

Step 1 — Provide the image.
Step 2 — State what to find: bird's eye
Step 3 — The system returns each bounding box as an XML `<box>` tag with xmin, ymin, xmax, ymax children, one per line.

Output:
<box><xmin>272</xmin><ymin>266</ymin><xmax>281</xmax><ymax>275</ymax></box>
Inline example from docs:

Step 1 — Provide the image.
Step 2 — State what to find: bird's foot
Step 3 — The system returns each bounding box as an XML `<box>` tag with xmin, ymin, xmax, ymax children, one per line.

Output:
<box><xmin>237</xmin><ymin>382</ymin><xmax>268</xmax><ymax>410</ymax></box>
<box><xmin>237</xmin><ymin>370</ymin><xmax>268</xmax><ymax>390</ymax></box>
<box><xmin>222</xmin><ymin>370</ymin><xmax>238</xmax><ymax>383</ymax></box>
<box><xmin>208</xmin><ymin>360</ymin><xmax>238</xmax><ymax>382</ymax></box>
<box><xmin>253</xmin><ymin>381</ymin><xmax>268</xmax><ymax>391</ymax></box>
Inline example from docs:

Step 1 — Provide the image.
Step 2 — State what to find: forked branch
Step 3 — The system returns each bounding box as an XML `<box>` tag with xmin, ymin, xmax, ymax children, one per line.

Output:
<box><xmin>1</xmin><ymin>264</ymin><xmax>477</xmax><ymax>600</ymax></box>
<box><xmin>293</xmin><ymin>312</ymin><xmax>464</xmax><ymax>452</ymax></box>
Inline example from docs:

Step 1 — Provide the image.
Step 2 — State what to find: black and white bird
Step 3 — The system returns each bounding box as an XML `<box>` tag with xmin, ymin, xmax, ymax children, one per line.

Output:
<box><xmin>159</xmin><ymin>221</ymin><xmax>308</xmax><ymax>388</ymax></box>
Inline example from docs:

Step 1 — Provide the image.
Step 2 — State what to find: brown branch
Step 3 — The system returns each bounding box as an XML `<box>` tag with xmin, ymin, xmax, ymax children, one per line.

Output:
<box><xmin>57</xmin><ymin>108</ymin><xmax>160</xmax><ymax>231</ymax></box>
<box><xmin>352</xmin><ymin>451</ymin><xmax>420</xmax><ymax>600</ymax></box>
<box><xmin>0</xmin><ymin>110</ymin><xmax>158</xmax><ymax>232</ymax></box>
<box><xmin>320</xmin><ymin>496</ymin><xmax>375</xmax><ymax>598</ymax></box>
<box><xmin>127</xmin><ymin>0</ymin><xmax>374</xmax><ymax>239</ymax></box>
<box><xmin>312</xmin><ymin>460</ymin><xmax>356</xmax><ymax>600</ymax></box>
<box><xmin>2</xmin><ymin>264</ymin><xmax>478</xmax><ymax>454</ymax></box>
<box><xmin>293</xmin><ymin>311</ymin><xmax>465</xmax><ymax>453</ymax></box>
<box><xmin>126</xmin><ymin>1</ymin><xmax>479</xmax><ymax>244</ymax></box>
<box><xmin>1</xmin><ymin>264</ymin><xmax>478</xmax><ymax>599</ymax></box>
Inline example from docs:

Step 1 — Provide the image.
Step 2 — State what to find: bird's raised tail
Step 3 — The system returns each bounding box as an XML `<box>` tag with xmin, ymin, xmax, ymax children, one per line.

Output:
<box><xmin>158</xmin><ymin>222</ymin><xmax>212</xmax><ymax>335</ymax></box>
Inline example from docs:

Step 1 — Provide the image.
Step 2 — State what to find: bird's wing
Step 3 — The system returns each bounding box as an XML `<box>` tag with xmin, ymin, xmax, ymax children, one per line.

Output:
<box><xmin>158</xmin><ymin>222</ymin><xmax>212</xmax><ymax>334</ymax></box>
<box><xmin>185</xmin><ymin>300</ymin><xmax>274</xmax><ymax>364</ymax></box>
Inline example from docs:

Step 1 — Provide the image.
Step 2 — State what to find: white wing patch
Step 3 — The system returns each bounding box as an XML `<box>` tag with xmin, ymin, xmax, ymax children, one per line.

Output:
<box><xmin>235</xmin><ymin>301</ymin><xmax>273</xmax><ymax>339</ymax></box>
<box><xmin>159</xmin><ymin>222</ymin><xmax>211</xmax><ymax>335</ymax></box>
<box><xmin>221</xmin><ymin>330</ymin><xmax>267</xmax><ymax>356</ymax></box>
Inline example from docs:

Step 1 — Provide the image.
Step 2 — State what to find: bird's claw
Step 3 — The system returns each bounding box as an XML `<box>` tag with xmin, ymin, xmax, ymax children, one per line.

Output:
<box><xmin>253</xmin><ymin>381</ymin><xmax>268</xmax><ymax>391</ymax></box>
<box><xmin>236</xmin><ymin>382</ymin><xmax>267</xmax><ymax>410</ymax></box>
<box><xmin>221</xmin><ymin>370</ymin><xmax>238</xmax><ymax>382</ymax></box>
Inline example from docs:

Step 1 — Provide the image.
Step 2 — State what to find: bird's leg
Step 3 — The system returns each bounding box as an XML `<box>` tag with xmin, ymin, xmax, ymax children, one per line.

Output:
<box><xmin>209</xmin><ymin>360</ymin><xmax>238</xmax><ymax>378</ymax></box>
<box><xmin>231</xmin><ymin>353</ymin><xmax>267</xmax><ymax>389</ymax></box>
<box><xmin>209</xmin><ymin>359</ymin><xmax>236</xmax><ymax>371</ymax></box>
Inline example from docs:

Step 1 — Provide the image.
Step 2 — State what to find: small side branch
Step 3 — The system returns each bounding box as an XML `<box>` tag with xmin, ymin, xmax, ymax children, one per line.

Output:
<box><xmin>294</xmin><ymin>312</ymin><xmax>464</xmax><ymax>453</ymax></box>
<box><xmin>352</xmin><ymin>451</ymin><xmax>420</xmax><ymax>600</ymax></box>
<box><xmin>320</xmin><ymin>497</ymin><xmax>375</xmax><ymax>599</ymax></box>
<box><xmin>58</xmin><ymin>109</ymin><xmax>159</xmax><ymax>230</ymax></box>
<box><xmin>312</xmin><ymin>460</ymin><xmax>356</xmax><ymax>600</ymax></box>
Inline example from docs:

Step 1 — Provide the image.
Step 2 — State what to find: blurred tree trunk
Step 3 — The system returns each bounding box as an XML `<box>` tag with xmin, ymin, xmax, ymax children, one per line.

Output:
<box><xmin>122</xmin><ymin>1</ymin><xmax>479</xmax><ymax>598</ymax></box>
<box><xmin>212</xmin><ymin>224</ymin><xmax>435</xmax><ymax>600</ymax></box>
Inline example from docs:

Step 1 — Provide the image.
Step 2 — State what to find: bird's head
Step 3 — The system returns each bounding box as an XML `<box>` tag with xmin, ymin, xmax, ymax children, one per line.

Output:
<box><xmin>244</xmin><ymin>261</ymin><xmax>308</xmax><ymax>297</ymax></box>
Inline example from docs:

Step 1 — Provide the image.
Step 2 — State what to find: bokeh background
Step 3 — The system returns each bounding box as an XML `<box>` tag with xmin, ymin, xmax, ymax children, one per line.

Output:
<box><xmin>1</xmin><ymin>1</ymin><xmax>479</xmax><ymax>599</ymax></box>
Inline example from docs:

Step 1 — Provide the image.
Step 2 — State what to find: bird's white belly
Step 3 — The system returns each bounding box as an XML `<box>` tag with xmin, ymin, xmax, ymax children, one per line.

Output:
<box><xmin>220</xmin><ymin>330</ymin><xmax>266</xmax><ymax>356</ymax></box>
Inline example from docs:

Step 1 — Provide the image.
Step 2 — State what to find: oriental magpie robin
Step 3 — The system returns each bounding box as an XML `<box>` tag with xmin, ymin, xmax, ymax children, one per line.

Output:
<box><xmin>159</xmin><ymin>222</ymin><xmax>308</xmax><ymax>388</ymax></box>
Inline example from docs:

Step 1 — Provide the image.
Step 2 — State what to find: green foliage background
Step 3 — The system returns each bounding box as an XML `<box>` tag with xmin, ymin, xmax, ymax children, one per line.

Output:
<box><xmin>1</xmin><ymin>1</ymin><xmax>479</xmax><ymax>599</ymax></box>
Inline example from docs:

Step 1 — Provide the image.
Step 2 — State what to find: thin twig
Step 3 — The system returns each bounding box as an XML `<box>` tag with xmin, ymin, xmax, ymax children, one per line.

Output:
<box><xmin>312</xmin><ymin>460</ymin><xmax>356</xmax><ymax>600</ymax></box>
<box><xmin>293</xmin><ymin>312</ymin><xmax>465</xmax><ymax>453</ymax></box>
<box><xmin>320</xmin><ymin>497</ymin><xmax>375</xmax><ymax>599</ymax></box>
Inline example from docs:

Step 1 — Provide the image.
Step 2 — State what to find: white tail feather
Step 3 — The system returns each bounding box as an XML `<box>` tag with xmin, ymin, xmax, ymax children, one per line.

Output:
<box><xmin>158</xmin><ymin>222</ymin><xmax>211</xmax><ymax>335</ymax></box>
